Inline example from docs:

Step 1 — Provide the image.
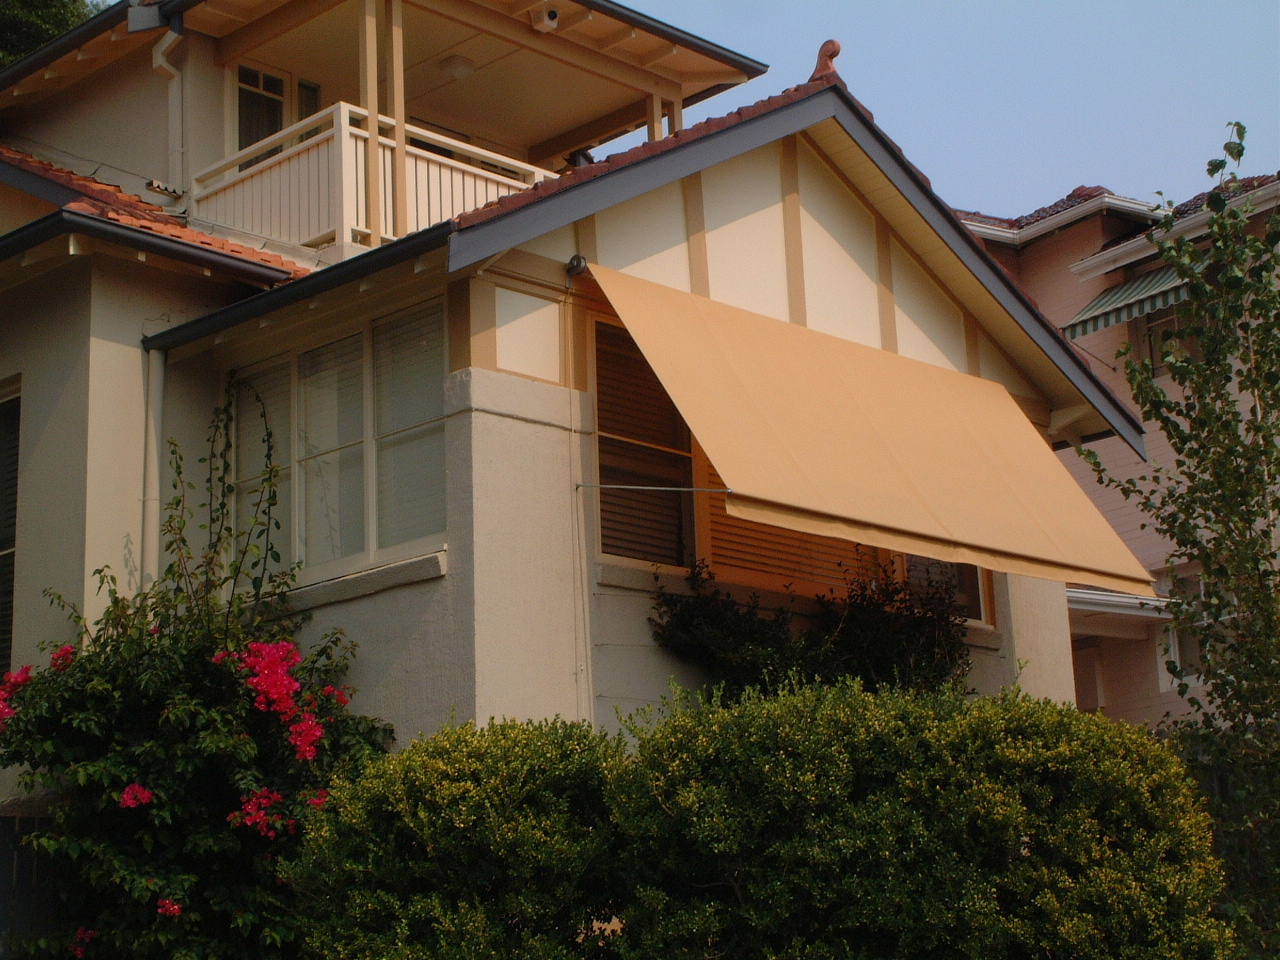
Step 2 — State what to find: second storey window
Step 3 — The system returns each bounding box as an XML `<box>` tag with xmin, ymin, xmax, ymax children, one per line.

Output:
<box><xmin>235</xmin><ymin>303</ymin><xmax>446</xmax><ymax>580</ymax></box>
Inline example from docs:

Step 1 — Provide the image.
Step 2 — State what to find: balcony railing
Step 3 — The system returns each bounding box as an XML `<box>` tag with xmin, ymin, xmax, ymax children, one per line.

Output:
<box><xmin>192</xmin><ymin>103</ymin><xmax>557</xmax><ymax>250</ymax></box>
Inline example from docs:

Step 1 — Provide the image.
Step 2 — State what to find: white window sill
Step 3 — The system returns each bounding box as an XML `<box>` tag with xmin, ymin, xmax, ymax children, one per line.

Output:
<box><xmin>286</xmin><ymin>549</ymin><xmax>447</xmax><ymax>612</ymax></box>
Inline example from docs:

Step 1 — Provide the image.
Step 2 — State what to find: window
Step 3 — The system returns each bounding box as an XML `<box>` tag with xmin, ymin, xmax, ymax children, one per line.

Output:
<box><xmin>236</xmin><ymin>65</ymin><xmax>322</xmax><ymax>167</ymax></box>
<box><xmin>235</xmin><ymin>304</ymin><xmax>446</xmax><ymax>580</ymax></box>
<box><xmin>595</xmin><ymin>321</ymin><xmax>694</xmax><ymax>567</ymax></box>
<box><xmin>906</xmin><ymin>555</ymin><xmax>988</xmax><ymax>623</ymax></box>
<box><xmin>0</xmin><ymin>816</ymin><xmax>59</xmax><ymax>951</ymax></box>
<box><xmin>1145</xmin><ymin>307</ymin><xmax>1200</xmax><ymax>378</ymax></box>
<box><xmin>0</xmin><ymin>395</ymin><xmax>16</xmax><ymax>672</ymax></box>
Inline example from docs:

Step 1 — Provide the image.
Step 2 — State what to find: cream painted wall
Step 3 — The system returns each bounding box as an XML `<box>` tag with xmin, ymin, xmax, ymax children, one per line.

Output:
<box><xmin>7</xmin><ymin>47</ymin><xmax>170</xmax><ymax>191</ymax></box>
<box><xmin>977</xmin><ymin>331</ymin><xmax>1039</xmax><ymax>400</ymax></box>
<box><xmin>0</xmin><ymin>262</ymin><xmax>91</xmax><ymax>665</ymax></box>
<box><xmin>703</xmin><ymin>143</ymin><xmax>789</xmax><ymax>321</ymax></box>
<box><xmin>494</xmin><ymin>288</ymin><xmax>561</xmax><ymax>383</ymax></box>
<box><xmin>181</xmin><ymin>32</ymin><xmax>231</xmax><ymax>184</ymax></box>
<box><xmin>796</xmin><ymin>142</ymin><xmax>880</xmax><ymax>346</ymax></box>
<box><xmin>518</xmin><ymin>225</ymin><xmax>577</xmax><ymax>265</ymax></box>
<box><xmin>892</xmin><ymin>240</ymin><xmax>967</xmax><ymax>372</ymax></box>
<box><xmin>975</xmin><ymin>572</ymin><xmax>1076</xmax><ymax>703</ymax></box>
<box><xmin>595</xmin><ymin>182</ymin><xmax>692</xmax><ymax>292</ymax></box>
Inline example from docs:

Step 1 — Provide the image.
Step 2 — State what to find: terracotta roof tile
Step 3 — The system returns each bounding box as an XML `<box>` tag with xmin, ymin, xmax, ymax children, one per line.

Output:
<box><xmin>1171</xmin><ymin>173</ymin><xmax>1277</xmax><ymax>220</ymax></box>
<box><xmin>454</xmin><ymin>73</ymin><xmax>845</xmax><ymax>230</ymax></box>
<box><xmin>0</xmin><ymin>144</ymin><xmax>307</xmax><ymax>280</ymax></box>
<box><xmin>956</xmin><ymin>185</ymin><xmax>1113</xmax><ymax>232</ymax></box>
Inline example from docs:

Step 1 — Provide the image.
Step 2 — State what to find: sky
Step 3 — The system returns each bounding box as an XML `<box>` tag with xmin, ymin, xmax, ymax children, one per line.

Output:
<box><xmin>604</xmin><ymin>1</ymin><xmax>1280</xmax><ymax>220</ymax></box>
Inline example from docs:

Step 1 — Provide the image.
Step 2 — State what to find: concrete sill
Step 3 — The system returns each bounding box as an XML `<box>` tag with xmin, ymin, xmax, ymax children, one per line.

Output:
<box><xmin>287</xmin><ymin>550</ymin><xmax>447</xmax><ymax>612</ymax></box>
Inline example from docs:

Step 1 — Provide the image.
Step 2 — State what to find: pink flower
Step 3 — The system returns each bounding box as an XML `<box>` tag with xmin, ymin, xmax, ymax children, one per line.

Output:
<box><xmin>156</xmin><ymin>898</ymin><xmax>182</xmax><ymax>917</ymax></box>
<box><xmin>149</xmin><ymin>624</ymin><xmax>160</xmax><ymax>636</ymax></box>
<box><xmin>51</xmin><ymin>645</ymin><xmax>75</xmax><ymax>672</ymax></box>
<box><xmin>322</xmin><ymin>684</ymin><xmax>350</xmax><ymax>706</ymax></box>
<box><xmin>240</xmin><ymin>641</ymin><xmax>302</xmax><ymax>719</ymax></box>
<box><xmin>69</xmin><ymin>928</ymin><xmax>96</xmax><ymax>957</ymax></box>
<box><xmin>288</xmin><ymin>713</ymin><xmax>324</xmax><ymax>761</ymax></box>
<box><xmin>229</xmin><ymin>787</ymin><xmax>286</xmax><ymax>838</ymax></box>
<box><xmin>3</xmin><ymin>665</ymin><xmax>32</xmax><ymax>692</ymax></box>
<box><xmin>119</xmin><ymin>783</ymin><xmax>154</xmax><ymax>808</ymax></box>
<box><xmin>306</xmin><ymin>789</ymin><xmax>330</xmax><ymax>809</ymax></box>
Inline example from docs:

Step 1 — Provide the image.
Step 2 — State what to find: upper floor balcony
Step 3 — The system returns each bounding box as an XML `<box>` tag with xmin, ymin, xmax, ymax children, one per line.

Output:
<box><xmin>192</xmin><ymin>101</ymin><xmax>557</xmax><ymax>250</ymax></box>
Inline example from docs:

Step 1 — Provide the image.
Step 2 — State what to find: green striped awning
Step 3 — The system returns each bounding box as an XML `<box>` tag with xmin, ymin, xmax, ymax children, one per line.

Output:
<box><xmin>1063</xmin><ymin>266</ymin><xmax>1187</xmax><ymax>340</ymax></box>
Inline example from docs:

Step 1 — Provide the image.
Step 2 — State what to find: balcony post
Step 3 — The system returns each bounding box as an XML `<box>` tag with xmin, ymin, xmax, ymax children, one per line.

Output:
<box><xmin>333</xmin><ymin>104</ymin><xmax>356</xmax><ymax>247</ymax></box>
<box><xmin>387</xmin><ymin>0</ymin><xmax>408</xmax><ymax>238</ymax></box>
<box><xmin>359</xmin><ymin>0</ymin><xmax>383</xmax><ymax>247</ymax></box>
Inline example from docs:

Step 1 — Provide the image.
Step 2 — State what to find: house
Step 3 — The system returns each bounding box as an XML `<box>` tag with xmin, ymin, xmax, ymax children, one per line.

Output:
<box><xmin>958</xmin><ymin>174</ymin><xmax>1280</xmax><ymax>724</ymax></box>
<box><xmin>0</xmin><ymin>0</ymin><xmax>1156</xmax><ymax>766</ymax></box>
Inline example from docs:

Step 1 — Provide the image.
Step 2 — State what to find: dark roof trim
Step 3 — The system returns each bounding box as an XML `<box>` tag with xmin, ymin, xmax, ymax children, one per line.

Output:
<box><xmin>0</xmin><ymin>160</ymin><xmax>83</xmax><ymax>207</ymax></box>
<box><xmin>0</xmin><ymin>1</ymin><xmax>131</xmax><ymax>95</ymax></box>
<box><xmin>574</xmin><ymin>1</ymin><xmax>766</xmax><ymax>79</ymax></box>
<box><xmin>0</xmin><ymin>209</ymin><xmax>293</xmax><ymax>287</ymax></box>
<box><xmin>142</xmin><ymin>220</ymin><xmax>455</xmax><ymax>351</ymax></box>
<box><xmin>446</xmin><ymin>85</ymin><xmax>1145</xmax><ymax>457</ymax></box>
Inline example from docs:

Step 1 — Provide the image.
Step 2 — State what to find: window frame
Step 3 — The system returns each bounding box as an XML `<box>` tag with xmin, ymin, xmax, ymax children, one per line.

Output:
<box><xmin>0</xmin><ymin>385</ymin><xmax>18</xmax><ymax>673</ymax></box>
<box><xmin>233</xmin><ymin>302</ymin><xmax>448</xmax><ymax>588</ymax></box>
<box><xmin>229</xmin><ymin>60</ymin><xmax>324</xmax><ymax>164</ymax></box>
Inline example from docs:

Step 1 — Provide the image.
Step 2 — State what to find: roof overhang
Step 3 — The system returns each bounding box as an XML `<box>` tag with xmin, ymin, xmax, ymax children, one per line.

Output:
<box><xmin>1071</xmin><ymin>180</ymin><xmax>1280</xmax><ymax>280</ymax></box>
<box><xmin>0</xmin><ymin>209</ymin><xmax>294</xmax><ymax>287</ymax></box>
<box><xmin>961</xmin><ymin>194</ymin><xmax>1160</xmax><ymax>248</ymax></box>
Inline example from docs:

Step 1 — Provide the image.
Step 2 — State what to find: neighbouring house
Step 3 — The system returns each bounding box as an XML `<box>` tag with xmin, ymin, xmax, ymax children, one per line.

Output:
<box><xmin>959</xmin><ymin>174</ymin><xmax>1280</xmax><ymax>725</ymax></box>
<box><xmin>0</xmin><ymin>0</ymin><xmax>1156</xmax><ymax>825</ymax></box>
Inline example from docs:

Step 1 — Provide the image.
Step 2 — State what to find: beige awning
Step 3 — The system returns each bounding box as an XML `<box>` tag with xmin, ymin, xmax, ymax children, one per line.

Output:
<box><xmin>589</xmin><ymin>264</ymin><xmax>1155</xmax><ymax>597</ymax></box>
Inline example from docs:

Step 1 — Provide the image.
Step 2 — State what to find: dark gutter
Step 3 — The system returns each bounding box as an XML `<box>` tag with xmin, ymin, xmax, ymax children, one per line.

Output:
<box><xmin>0</xmin><ymin>209</ymin><xmax>293</xmax><ymax>287</ymax></box>
<box><xmin>446</xmin><ymin>84</ymin><xmax>1145</xmax><ymax>457</ymax></box>
<box><xmin>0</xmin><ymin>1</ymin><xmax>131</xmax><ymax>94</ymax></box>
<box><xmin>575</xmin><ymin>0</ymin><xmax>766</xmax><ymax>79</ymax></box>
<box><xmin>142</xmin><ymin>220</ymin><xmax>455</xmax><ymax>352</ymax></box>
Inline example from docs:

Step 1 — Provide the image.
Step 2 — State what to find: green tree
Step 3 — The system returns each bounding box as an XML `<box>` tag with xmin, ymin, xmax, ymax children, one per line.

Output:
<box><xmin>0</xmin><ymin>399</ymin><xmax>392</xmax><ymax>959</ymax></box>
<box><xmin>0</xmin><ymin>0</ymin><xmax>107</xmax><ymax>68</ymax></box>
<box><xmin>1085</xmin><ymin>123</ymin><xmax>1280</xmax><ymax>954</ymax></box>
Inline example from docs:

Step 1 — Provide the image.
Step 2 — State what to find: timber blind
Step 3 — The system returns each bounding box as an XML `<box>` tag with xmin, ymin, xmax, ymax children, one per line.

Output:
<box><xmin>595</xmin><ymin>321</ymin><xmax>878</xmax><ymax>589</ymax></box>
<box><xmin>0</xmin><ymin>398</ymin><xmax>17</xmax><ymax>673</ymax></box>
<box><xmin>596</xmin><ymin>322</ymin><xmax>694</xmax><ymax>566</ymax></box>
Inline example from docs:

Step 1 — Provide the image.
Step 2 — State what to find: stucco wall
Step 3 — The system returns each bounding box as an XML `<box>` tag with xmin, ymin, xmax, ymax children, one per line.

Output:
<box><xmin>0</xmin><ymin>261</ymin><xmax>91</xmax><ymax>660</ymax></box>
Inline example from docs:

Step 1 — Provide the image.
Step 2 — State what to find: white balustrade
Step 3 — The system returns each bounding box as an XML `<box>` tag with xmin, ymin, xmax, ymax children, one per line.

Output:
<box><xmin>192</xmin><ymin>103</ymin><xmax>555</xmax><ymax>250</ymax></box>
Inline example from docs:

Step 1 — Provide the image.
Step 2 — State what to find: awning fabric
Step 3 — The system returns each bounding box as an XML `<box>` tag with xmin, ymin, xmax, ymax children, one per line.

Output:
<box><xmin>1063</xmin><ymin>265</ymin><xmax>1187</xmax><ymax>341</ymax></box>
<box><xmin>589</xmin><ymin>264</ymin><xmax>1155</xmax><ymax>597</ymax></box>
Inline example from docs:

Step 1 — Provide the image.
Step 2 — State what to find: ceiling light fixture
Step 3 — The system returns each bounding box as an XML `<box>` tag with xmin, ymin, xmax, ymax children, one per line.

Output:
<box><xmin>439</xmin><ymin>55</ymin><xmax>476</xmax><ymax>80</ymax></box>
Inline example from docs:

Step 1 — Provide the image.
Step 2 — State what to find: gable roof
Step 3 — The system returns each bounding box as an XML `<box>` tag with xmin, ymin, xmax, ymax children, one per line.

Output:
<box><xmin>143</xmin><ymin>72</ymin><xmax>1144</xmax><ymax>455</ymax></box>
<box><xmin>0</xmin><ymin>145</ymin><xmax>306</xmax><ymax>281</ymax></box>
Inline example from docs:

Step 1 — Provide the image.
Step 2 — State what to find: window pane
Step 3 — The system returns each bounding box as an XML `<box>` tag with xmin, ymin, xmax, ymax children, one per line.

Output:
<box><xmin>378</xmin><ymin>423</ymin><xmax>444</xmax><ymax>546</ymax></box>
<box><xmin>237</xmin><ymin>65</ymin><xmax>259</xmax><ymax>87</ymax></box>
<box><xmin>236</xmin><ymin>366</ymin><xmax>291</xmax><ymax>481</ymax></box>
<box><xmin>262</xmin><ymin>72</ymin><xmax>285</xmax><ymax>98</ymax></box>
<box><xmin>374</xmin><ymin>308</ymin><xmax>444</xmax><ymax>435</ymax></box>
<box><xmin>235</xmin><ymin>469</ymin><xmax>292</xmax><ymax>571</ymax></box>
<box><xmin>238</xmin><ymin>87</ymin><xmax>284</xmax><ymax>151</ymax></box>
<box><xmin>298</xmin><ymin>80</ymin><xmax>320</xmax><ymax>119</ymax></box>
<box><xmin>598</xmin><ymin>436</ymin><xmax>692</xmax><ymax>566</ymax></box>
<box><xmin>907</xmin><ymin>556</ymin><xmax>983</xmax><ymax>621</ymax></box>
<box><xmin>0</xmin><ymin>398</ymin><xmax>17</xmax><ymax>552</ymax></box>
<box><xmin>300</xmin><ymin>335</ymin><xmax>364</xmax><ymax>457</ymax></box>
<box><xmin>303</xmin><ymin>448</ymin><xmax>364</xmax><ymax>564</ymax></box>
<box><xmin>0</xmin><ymin>553</ymin><xmax>12</xmax><ymax>674</ymax></box>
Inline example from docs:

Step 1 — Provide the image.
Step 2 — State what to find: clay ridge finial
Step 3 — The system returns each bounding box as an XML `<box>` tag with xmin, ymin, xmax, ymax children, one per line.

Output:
<box><xmin>809</xmin><ymin>39</ymin><xmax>842</xmax><ymax>83</ymax></box>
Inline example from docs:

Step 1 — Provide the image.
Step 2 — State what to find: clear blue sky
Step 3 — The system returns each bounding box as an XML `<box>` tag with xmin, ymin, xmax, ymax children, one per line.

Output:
<box><xmin>608</xmin><ymin>1</ymin><xmax>1280</xmax><ymax>219</ymax></box>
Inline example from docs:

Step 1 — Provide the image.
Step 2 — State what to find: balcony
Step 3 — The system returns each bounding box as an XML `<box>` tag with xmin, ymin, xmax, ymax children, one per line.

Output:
<box><xmin>191</xmin><ymin>102</ymin><xmax>558</xmax><ymax>252</ymax></box>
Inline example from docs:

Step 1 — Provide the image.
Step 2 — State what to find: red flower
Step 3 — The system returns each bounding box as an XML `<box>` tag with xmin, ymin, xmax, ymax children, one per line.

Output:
<box><xmin>321</xmin><ymin>684</ymin><xmax>350</xmax><ymax>706</ymax></box>
<box><xmin>156</xmin><ymin>899</ymin><xmax>182</xmax><ymax>917</ymax></box>
<box><xmin>119</xmin><ymin>783</ymin><xmax>154</xmax><ymax>808</ymax></box>
<box><xmin>306</xmin><ymin>789</ymin><xmax>330</xmax><ymax>809</ymax></box>
<box><xmin>68</xmin><ymin>928</ymin><xmax>96</xmax><ymax>957</ymax></box>
<box><xmin>0</xmin><ymin>665</ymin><xmax>32</xmax><ymax>734</ymax></box>
<box><xmin>240</xmin><ymin>641</ymin><xmax>302</xmax><ymax>719</ymax></box>
<box><xmin>288</xmin><ymin>713</ymin><xmax>324</xmax><ymax>761</ymax></box>
<box><xmin>149</xmin><ymin>624</ymin><xmax>160</xmax><ymax>636</ymax></box>
<box><xmin>51</xmin><ymin>645</ymin><xmax>75</xmax><ymax>672</ymax></box>
<box><xmin>229</xmin><ymin>787</ymin><xmax>287</xmax><ymax>838</ymax></box>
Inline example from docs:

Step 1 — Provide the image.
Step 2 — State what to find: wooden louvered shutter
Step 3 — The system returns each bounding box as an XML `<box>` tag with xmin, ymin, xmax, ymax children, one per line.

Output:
<box><xmin>698</xmin><ymin>459</ymin><xmax>882</xmax><ymax>595</ymax></box>
<box><xmin>595</xmin><ymin>322</ymin><xmax>693</xmax><ymax>566</ymax></box>
<box><xmin>0</xmin><ymin>397</ymin><xmax>19</xmax><ymax>672</ymax></box>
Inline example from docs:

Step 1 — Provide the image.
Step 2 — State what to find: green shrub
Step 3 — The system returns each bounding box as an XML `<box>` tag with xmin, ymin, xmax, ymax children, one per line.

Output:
<box><xmin>650</xmin><ymin>564</ymin><xmax>969</xmax><ymax>698</ymax></box>
<box><xmin>612</xmin><ymin>684</ymin><xmax>1234</xmax><ymax>960</ymax></box>
<box><xmin>288</xmin><ymin>719</ymin><xmax>627</xmax><ymax>960</ymax></box>
<box><xmin>292</xmin><ymin>685</ymin><xmax>1233</xmax><ymax>960</ymax></box>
